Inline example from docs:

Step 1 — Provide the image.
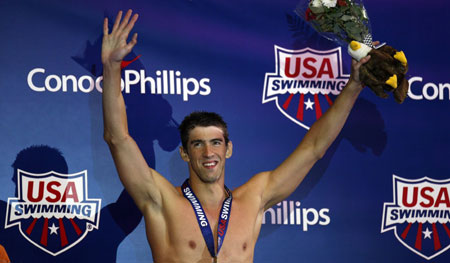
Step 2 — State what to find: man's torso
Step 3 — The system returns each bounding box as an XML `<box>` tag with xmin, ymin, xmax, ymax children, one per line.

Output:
<box><xmin>142</xmin><ymin>184</ymin><xmax>265</xmax><ymax>263</ymax></box>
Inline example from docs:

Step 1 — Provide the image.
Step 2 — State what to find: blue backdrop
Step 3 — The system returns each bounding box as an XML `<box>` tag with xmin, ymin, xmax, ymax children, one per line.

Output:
<box><xmin>1</xmin><ymin>0</ymin><xmax>450</xmax><ymax>262</ymax></box>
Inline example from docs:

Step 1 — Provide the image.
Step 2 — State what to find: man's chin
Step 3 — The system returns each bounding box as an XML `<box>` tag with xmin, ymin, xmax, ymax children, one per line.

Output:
<box><xmin>198</xmin><ymin>174</ymin><xmax>221</xmax><ymax>184</ymax></box>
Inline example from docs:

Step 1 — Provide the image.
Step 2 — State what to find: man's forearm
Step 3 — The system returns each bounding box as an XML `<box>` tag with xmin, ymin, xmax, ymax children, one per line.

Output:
<box><xmin>261</xmin><ymin>78</ymin><xmax>363</xmax><ymax>208</ymax></box>
<box><xmin>304</xmin><ymin>78</ymin><xmax>363</xmax><ymax>159</ymax></box>
<box><xmin>102</xmin><ymin>63</ymin><xmax>130</xmax><ymax>144</ymax></box>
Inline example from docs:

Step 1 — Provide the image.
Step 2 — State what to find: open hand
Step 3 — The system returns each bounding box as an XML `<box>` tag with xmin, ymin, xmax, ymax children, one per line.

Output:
<box><xmin>102</xmin><ymin>10</ymin><xmax>139</xmax><ymax>67</ymax></box>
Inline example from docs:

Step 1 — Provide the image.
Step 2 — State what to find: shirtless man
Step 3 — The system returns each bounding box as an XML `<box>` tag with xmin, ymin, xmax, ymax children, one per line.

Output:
<box><xmin>102</xmin><ymin>10</ymin><xmax>371</xmax><ymax>263</ymax></box>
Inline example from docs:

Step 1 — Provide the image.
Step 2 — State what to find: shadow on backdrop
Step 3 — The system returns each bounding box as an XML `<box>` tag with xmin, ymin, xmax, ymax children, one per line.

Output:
<box><xmin>71</xmin><ymin>14</ymin><xmax>180</xmax><ymax>262</ymax></box>
<box><xmin>72</xmin><ymin>14</ymin><xmax>180</xmax><ymax>169</ymax></box>
<box><xmin>0</xmin><ymin>145</ymin><xmax>139</xmax><ymax>262</ymax></box>
<box><xmin>260</xmin><ymin>15</ymin><xmax>387</xmax><ymax>238</ymax></box>
<box><xmin>1</xmin><ymin>19</ymin><xmax>180</xmax><ymax>260</ymax></box>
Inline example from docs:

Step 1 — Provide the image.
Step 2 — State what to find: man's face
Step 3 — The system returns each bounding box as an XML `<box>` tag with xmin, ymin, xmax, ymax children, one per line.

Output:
<box><xmin>180</xmin><ymin>126</ymin><xmax>232</xmax><ymax>184</ymax></box>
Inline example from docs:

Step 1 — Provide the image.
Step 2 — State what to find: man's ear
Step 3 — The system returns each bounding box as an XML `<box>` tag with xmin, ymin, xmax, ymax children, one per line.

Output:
<box><xmin>179</xmin><ymin>146</ymin><xmax>190</xmax><ymax>162</ymax></box>
<box><xmin>225</xmin><ymin>141</ymin><xmax>233</xmax><ymax>159</ymax></box>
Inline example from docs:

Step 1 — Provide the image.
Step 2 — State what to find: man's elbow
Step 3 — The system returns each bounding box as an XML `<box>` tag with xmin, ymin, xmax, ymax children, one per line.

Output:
<box><xmin>103</xmin><ymin>131</ymin><xmax>131</xmax><ymax>147</ymax></box>
<box><xmin>312</xmin><ymin>144</ymin><xmax>328</xmax><ymax>161</ymax></box>
<box><xmin>103</xmin><ymin>131</ymin><xmax>114</xmax><ymax>145</ymax></box>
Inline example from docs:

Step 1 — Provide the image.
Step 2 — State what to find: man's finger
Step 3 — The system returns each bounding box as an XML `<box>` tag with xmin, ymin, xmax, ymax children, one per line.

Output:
<box><xmin>103</xmin><ymin>18</ymin><xmax>109</xmax><ymax>36</ymax></box>
<box><xmin>358</xmin><ymin>55</ymin><xmax>371</xmax><ymax>66</ymax></box>
<box><xmin>123</xmin><ymin>14</ymin><xmax>139</xmax><ymax>36</ymax></box>
<box><xmin>118</xmin><ymin>9</ymin><xmax>133</xmax><ymax>32</ymax></box>
<box><xmin>112</xmin><ymin>10</ymin><xmax>123</xmax><ymax>32</ymax></box>
<box><xmin>127</xmin><ymin>33</ymin><xmax>138</xmax><ymax>50</ymax></box>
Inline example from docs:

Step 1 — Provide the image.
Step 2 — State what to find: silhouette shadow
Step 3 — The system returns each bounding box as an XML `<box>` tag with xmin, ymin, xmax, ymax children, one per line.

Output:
<box><xmin>294</xmin><ymin>97</ymin><xmax>387</xmax><ymax>200</ymax></box>
<box><xmin>260</xmin><ymin>14</ymin><xmax>387</xmax><ymax>238</ymax></box>
<box><xmin>71</xmin><ymin>16</ymin><xmax>180</xmax><ymax>261</ymax></box>
<box><xmin>72</xmin><ymin>14</ymin><xmax>180</xmax><ymax>168</ymax></box>
<box><xmin>286</xmin><ymin>14</ymin><xmax>387</xmax><ymax>199</ymax></box>
<box><xmin>0</xmin><ymin>145</ymin><xmax>139</xmax><ymax>262</ymax></box>
<box><xmin>0</xmin><ymin>15</ymin><xmax>179</xmax><ymax>261</ymax></box>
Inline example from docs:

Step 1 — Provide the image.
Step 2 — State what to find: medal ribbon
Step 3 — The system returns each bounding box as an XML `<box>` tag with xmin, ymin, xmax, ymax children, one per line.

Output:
<box><xmin>182</xmin><ymin>179</ymin><xmax>232</xmax><ymax>258</ymax></box>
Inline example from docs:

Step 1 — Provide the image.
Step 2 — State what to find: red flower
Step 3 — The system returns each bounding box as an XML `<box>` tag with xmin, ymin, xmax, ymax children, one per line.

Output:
<box><xmin>305</xmin><ymin>8</ymin><xmax>316</xmax><ymax>21</ymax></box>
<box><xmin>337</xmin><ymin>0</ymin><xmax>347</xmax><ymax>6</ymax></box>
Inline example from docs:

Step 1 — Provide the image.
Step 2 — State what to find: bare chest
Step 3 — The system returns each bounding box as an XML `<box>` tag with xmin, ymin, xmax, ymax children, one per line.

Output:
<box><xmin>157</xmin><ymin>198</ymin><xmax>261</xmax><ymax>262</ymax></box>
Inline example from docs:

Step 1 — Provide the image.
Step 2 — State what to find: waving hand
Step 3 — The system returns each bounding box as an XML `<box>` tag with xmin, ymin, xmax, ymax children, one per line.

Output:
<box><xmin>102</xmin><ymin>10</ymin><xmax>139</xmax><ymax>67</ymax></box>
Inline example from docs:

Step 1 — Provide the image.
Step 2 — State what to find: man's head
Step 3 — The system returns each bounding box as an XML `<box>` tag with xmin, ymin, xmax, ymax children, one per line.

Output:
<box><xmin>179</xmin><ymin>111</ymin><xmax>230</xmax><ymax>152</ymax></box>
<box><xmin>178</xmin><ymin>112</ymin><xmax>232</xmax><ymax>183</ymax></box>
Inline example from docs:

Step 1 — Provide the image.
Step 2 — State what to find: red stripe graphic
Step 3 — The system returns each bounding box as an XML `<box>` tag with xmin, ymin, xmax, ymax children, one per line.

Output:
<box><xmin>283</xmin><ymin>93</ymin><xmax>294</xmax><ymax>110</ymax></box>
<box><xmin>432</xmin><ymin>223</ymin><xmax>442</xmax><ymax>251</ymax></box>
<box><xmin>415</xmin><ymin>223</ymin><xmax>423</xmax><ymax>250</ymax></box>
<box><xmin>324</xmin><ymin>94</ymin><xmax>333</xmax><ymax>106</ymax></box>
<box><xmin>26</xmin><ymin>218</ymin><xmax>38</xmax><ymax>235</ymax></box>
<box><xmin>313</xmin><ymin>94</ymin><xmax>322</xmax><ymax>120</ymax></box>
<box><xmin>296</xmin><ymin>94</ymin><xmax>305</xmax><ymax>121</ymax></box>
<box><xmin>120</xmin><ymin>55</ymin><xmax>141</xmax><ymax>69</ymax></box>
<box><xmin>40</xmin><ymin>218</ymin><xmax>49</xmax><ymax>246</ymax></box>
<box><xmin>59</xmin><ymin>218</ymin><xmax>69</xmax><ymax>247</ymax></box>
<box><xmin>443</xmin><ymin>223</ymin><xmax>450</xmax><ymax>238</ymax></box>
<box><xmin>70</xmin><ymin>218</ymin><xmax>82</xmax><ymax>236</ymax></box>
<box><xmin>401</xmin><ymin>223</ymin><xmax>412</xmax><ymax>239</ymax></box>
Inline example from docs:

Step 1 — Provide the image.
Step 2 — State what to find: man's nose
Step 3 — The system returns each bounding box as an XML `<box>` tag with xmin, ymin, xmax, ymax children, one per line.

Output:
<box><xmin>203</xmin><ymin>145</ymin><xmax>214</xmax><ymax>157</ymax></box>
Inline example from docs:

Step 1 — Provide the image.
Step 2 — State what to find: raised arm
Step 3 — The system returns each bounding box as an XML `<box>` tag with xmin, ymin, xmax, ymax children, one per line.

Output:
<box><xmin>248</xmin><ymin>56</ymin><xmax>371</xmax><ymax>210</ymax></box>
<box><xmin>102</xmin><ymin>10</ymin><xmax>168</xmax><ymax>211</ymax></box>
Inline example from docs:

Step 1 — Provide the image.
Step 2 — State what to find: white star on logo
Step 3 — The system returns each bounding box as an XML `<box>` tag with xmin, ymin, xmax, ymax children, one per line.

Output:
<box><xmin>423</xmin><ymin>228</ymin><xmax>432</xmax><ymax>239</ymax></box>
<box><xmin>305</xmin><ymin>98</ymin><xmax>314</xmax><ymax>110</ymax></box>
<box><xmin>49</xmin><ymin>223</ymin><xmax>59</xmax><ymax>235</ymax></box>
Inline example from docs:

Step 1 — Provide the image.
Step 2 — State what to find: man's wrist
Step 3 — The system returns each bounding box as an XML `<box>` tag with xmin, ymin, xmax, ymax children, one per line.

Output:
<box><xmin>103</xmin><ymin>61</ymin><xmax>122</xmax><ymax>74</ymax></box>
<box><xmin>346</xmin><ymin>79</ymin><xmax>364</xmax><ymax>93</ymax></box>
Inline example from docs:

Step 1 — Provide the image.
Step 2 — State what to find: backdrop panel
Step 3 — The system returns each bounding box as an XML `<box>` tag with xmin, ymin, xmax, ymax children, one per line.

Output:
<box><xmin>1</xmin><ymin>0</ymin><xmax>449</xmax><ymax>262</ymax></box>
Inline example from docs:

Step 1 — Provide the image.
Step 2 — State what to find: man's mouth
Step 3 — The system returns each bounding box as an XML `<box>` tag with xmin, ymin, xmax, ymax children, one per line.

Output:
<box><xmin>203</xmin><ymin>161</ymin><xmax>218</xmax><ymax>168</ymax></box>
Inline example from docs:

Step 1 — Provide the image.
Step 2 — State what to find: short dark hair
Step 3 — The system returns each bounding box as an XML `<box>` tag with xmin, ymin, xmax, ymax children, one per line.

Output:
<box><xmin>178</xmin><ymin>111</ymin><xmax>229</xmax><ymax>150</ymax></box>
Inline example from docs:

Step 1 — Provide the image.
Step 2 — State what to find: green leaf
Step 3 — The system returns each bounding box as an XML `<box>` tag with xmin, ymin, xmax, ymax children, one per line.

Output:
<box><xmin>344</xmin><ymin>21</ymin><xmax>357</xmax><ymax>30</ymax></box>
<box><xmin>333</xmin><ymin>24</ymin><xmax>342</xmax><ymax>34</ymax></box>
<box><xmin>341</xmin><ymin>15</ymin><xmax>353</xmax><ymax>21</ymax></box>
<box><xmin>310</xmin><ymin>6</ymin><xmax>325</xmax><ymax>14</ymax></box>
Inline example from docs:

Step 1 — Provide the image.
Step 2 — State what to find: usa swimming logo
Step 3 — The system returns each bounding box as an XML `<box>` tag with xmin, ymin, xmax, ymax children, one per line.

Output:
<box><xmin>263</xmin><ymin>45</ymin><xmax>349</xmax><ymax>130</ymax></box>
<box><xmin>5</xmin><ymin>170</ymin><xmax>101</xmax><ymax>256</ymax></box>
<box><xmin>381</xmin><ymin>175</ymin><xmax>450</xmax><ymax>260</ymax></box>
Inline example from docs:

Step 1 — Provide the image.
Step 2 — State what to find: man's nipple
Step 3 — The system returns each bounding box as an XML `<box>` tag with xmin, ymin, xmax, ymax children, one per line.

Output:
<box><xmin>189</xmin><ymin>240</ymin><xmax>197</xmax><ymax>249</ymax></box>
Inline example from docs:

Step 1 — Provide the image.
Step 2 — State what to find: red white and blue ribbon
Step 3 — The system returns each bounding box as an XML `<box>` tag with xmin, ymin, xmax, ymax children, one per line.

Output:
<box><xmin>182</xmin><ymin>179</ymin><xmax>232</xmax><ymax>258</ymax></box>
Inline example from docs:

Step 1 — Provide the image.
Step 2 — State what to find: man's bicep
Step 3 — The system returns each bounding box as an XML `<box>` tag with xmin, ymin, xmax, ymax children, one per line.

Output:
<box><xmin>107</xmin><ymin>135</ymin><xmax>164</xmax><ymax>210</ymax></box>
<box><xmin>236</xmin><ymin>171</ymin><xmax>273</xmax><ymax>210</ymax></box>
<box><xmin>260</xmin><ymin>146</ymin><xmax>318</xmax><ymax>210</ymax></box>
<box><xmin>246</xmin><ymin>171</ymin><xmax>288</xmax><ymax>211</ymax></box>
<box><xmin>237</xmin><ymin>170</ymin><xmax>297</xmax><ymax>211</ymax></box>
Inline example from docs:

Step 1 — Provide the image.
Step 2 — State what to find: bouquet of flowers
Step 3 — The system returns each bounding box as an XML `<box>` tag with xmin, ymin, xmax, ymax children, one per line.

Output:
<box><xmin>296</xmin><ymin>0</ymin><xmax>409</xmax><ymax>103</ymax></box>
